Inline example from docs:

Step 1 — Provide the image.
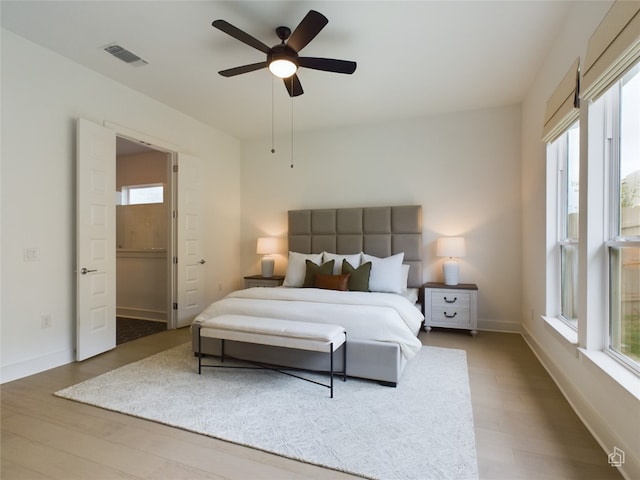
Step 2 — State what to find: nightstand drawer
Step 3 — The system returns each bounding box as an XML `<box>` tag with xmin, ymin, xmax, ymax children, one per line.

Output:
<box><xmin>431</xmin><ymin>292</ymin><xmax>470</xmax><ymax>308</ymax></box>
<box><xmin>431</xmin><ymin>306</ymin><xmax>471</xmax><ymax>327</ymax></box>
<box><xmin>243</xmin><ymin>275</ymin><xmax>285</xmax><ymax>288</ymax></box>
<box><xmin>245</xmin><ymin>279</ymin><xmax>278</xmax><ymax>288</ymax></box>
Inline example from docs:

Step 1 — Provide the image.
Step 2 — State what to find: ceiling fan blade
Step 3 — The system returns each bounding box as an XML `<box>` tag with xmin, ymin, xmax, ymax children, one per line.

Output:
<box><xmin>283</xmin><ymin>74</ymin><xmax>304</xmax><ymax>97</ymax></box>
<box><xmin>218</xmin><ymin>61</ymin><xmax>267</xmax><ymax>77</ymax></box>
<box><xmin>212</xmin><ymin>19</ymin><xmax>270</xmax><ymax>54</ymax></box>
<box><xmin>299</xmin><ymin>57</ymin><xmax>357</xmax><ymax>74</ymax></box>
<box><xmin>286</xmin><ymin>10</ymin><xmax>328</xmax><ymax>53</ymax></box>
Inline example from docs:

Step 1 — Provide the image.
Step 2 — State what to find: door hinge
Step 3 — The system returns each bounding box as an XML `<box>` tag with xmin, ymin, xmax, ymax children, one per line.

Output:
<box><xmin>173</xmin><ymin>164</ymin><xmax>178</xmax><ymax>173</ymax></box>
<box><xmin>173</xmin><ymin>302</ymin><xmax>178</xmax><ymax>310</ymax></box>
<box><xmin>173</xmin><ymin>256</ymin><xmax>178</xmax><ymax>264</ymax></box>
<box><xmin>172</xmin><ymin>210</ymin><xmax>176</xmax><ymax>219</ymax></box>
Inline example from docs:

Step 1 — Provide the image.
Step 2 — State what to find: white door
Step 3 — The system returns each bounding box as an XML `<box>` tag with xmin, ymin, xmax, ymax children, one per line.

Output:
<box><xmin>76</xmin><ymin>119</ymin><xmax>116</xmax><ymax>360</ymax></box>
<box><xmin>176</xmin><ymin>153</ymin><xmax>206</xmax><ymax>328</ymax></box>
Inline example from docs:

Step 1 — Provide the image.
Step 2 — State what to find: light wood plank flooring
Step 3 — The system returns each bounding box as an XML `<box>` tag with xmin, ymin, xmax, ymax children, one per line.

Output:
<box><xmin>1</xmin><ymin>328</ymin><xmax>623</xmax><ymax>480</ymax></box>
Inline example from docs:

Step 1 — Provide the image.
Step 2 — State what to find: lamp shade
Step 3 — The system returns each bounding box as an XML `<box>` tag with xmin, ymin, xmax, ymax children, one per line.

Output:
<box><xmin>257</xmin><ymin>237</ymin><xmax>278</xmax><ymax>255</ymax></box>
<box><xmin>436</xmin><ymin>237</ymin><xmax>466</xmax><ymax>258</ymax></box>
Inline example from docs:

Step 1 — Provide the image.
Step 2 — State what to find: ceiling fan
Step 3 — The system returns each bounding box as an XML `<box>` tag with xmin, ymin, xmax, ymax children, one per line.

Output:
<box><xmin>212</xmin><ymin>10</ymin><xmax>357</xmax><ymax>97</ymax></box>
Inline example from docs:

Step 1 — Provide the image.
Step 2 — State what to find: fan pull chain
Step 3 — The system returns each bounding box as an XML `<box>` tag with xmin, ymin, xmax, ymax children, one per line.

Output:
<box><xmin>290</xmin><ymin>84</ymin><xmax>294</xmax><ymax>169</ymax></box>
<box><xmin>270</xmin><ymin>77</ymin><xmax>275</xmax><ymax>154</ymax></box>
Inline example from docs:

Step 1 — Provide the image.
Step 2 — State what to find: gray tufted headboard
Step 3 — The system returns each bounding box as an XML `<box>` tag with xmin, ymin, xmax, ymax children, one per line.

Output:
<box><xmin>288</xmin><ymin>205</ymin><xmax>423</xmax><ymax>288</ymax></box>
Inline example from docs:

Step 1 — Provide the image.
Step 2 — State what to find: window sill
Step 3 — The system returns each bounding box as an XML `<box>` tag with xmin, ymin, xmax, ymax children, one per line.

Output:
<box><xmin>543</xmin><ymin>315</ymin><xmax>578</xmax><ymax>348</ymax></box>
<box><xmin>578</xmin><ymin>349</ymin><xmax>640</xmax><ymax>400</ymax></box>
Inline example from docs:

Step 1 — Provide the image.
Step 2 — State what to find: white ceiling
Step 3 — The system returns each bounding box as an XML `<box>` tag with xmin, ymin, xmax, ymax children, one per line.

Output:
<box><xmin>1</xmin><ymin>1</ymin><xmax>571</xmax><ymax>140</ymax></box>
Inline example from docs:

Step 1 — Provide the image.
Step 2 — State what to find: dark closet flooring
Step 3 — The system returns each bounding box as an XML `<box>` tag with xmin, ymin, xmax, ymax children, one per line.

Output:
<box><xmin>116</xmin><ymin>317</ymin><xmax>167</xmax><ymax>345</ymax></box>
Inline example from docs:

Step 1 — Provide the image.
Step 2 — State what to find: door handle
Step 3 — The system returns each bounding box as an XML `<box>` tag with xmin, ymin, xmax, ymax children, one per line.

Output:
<box><xmin>198</xmin><ymin>259</ymin><xmax>206</xmax><ymax>264</ymax></box>
<box><xmin>80</xmin><ymin>267</ymin><xmax>98</xmax><ymax>275</ymax></box>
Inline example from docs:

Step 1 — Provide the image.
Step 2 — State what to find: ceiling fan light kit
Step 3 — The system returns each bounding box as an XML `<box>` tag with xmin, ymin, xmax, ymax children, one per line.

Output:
<box><xmin>268</xmin><ymin>43</ymin><xmax>298</xmax><ymax>78</ymax></box>
<box><xmin>268</xmin><ymin>27</ymin><xmax>298</xmax><ymax>78</ymax></box>
<box><xmin>212</xmin><ymin>10</ymin><xmax>356</xmax><ymax>97</ymax></box>
<box><xmin>269</xmin><ymin>59</ymin><xmax>297</xmax><ymax>78</ymax></box>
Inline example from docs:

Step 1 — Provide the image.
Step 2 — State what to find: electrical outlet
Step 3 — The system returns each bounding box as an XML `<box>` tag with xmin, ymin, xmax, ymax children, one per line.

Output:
<box><xmin>41</xmin><ymin>314</ymin><xmax>52</xmax><ymax>329</ymax></box>
<box><xmin>24</xmin><ymin>247</ymin><xmax>40</xmax><ymax>261</ymax></box>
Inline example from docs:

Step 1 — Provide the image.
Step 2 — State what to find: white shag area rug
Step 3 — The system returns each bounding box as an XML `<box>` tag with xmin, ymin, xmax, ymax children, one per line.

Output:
<box><xmin>55</xmin><ymin>343</ymin><xmax>478</xmax><ymax>480</ymax></box>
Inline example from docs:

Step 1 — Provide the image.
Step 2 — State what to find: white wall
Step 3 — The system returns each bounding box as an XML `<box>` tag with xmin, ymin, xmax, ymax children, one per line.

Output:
<box><xmin>521</xmin><ymin>1</ymin><xmax>639</xmax><ymax>478</ymax></box>
<box><xmin>241</xmin><ymin>106</ymin><xmax>523</xmax><ymax>332</ymax></box>
<box><xmin>0</xmin><ymin>30</ymin><xmax>242</xmax><ymax>383</ymax></box>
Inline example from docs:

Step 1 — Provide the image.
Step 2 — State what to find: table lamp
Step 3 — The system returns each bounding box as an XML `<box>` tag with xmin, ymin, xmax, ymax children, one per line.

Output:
<box><xmin>256</xmin><ymin>237</ymin><xmax>278</xmax><ymax>277</ymax></box>
<box><xmin>436</xmin><ymin>237</ymin><xmax>466</xmax><ymax>286</ymax></box>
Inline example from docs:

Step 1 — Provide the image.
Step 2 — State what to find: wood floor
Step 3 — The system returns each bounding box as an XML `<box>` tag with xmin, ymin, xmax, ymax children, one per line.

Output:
<box><xmin>1</xmin><ymin>328</ymin><xmax>622</xmax><ymax>480</ymax></box>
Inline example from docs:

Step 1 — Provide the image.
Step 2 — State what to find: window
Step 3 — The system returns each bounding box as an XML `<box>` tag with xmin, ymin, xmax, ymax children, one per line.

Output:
<box><xmin>119</xmin><ymin>184</ymin><xmax>164</xmax><ymax>205</ymax></box>
<box><xmin>600</xmin><ymin>65</ymin><xmax>640</xmax><ymax>371</ymax></box>
<box><xmin>549</xmin><ymin>122</ymin><xmax>580</xmax><ymax>328</ymax></box>
<box><xmin>543</xmin><ymin>58</ymin><xmax>580</xmax><ymax>333</ymax></box>
<box><xmin>542</xmin><ymin>1</ymin><xmax>640</xmax><ymax>383</ymax></box>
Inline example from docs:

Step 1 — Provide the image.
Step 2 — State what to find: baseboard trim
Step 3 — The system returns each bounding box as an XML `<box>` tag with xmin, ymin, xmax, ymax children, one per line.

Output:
<box><xmin>477</xmin><ymin>319</ymin><xmax>521</xmax><ymax>333</ymax></box>
<box><xmin>1</xmin><ymin>348</ymin><xmax>75</xmax><ymax>384</ymax></box>
<box><xmin>116</xmin><ymin>307</ymin><xmax>167</xmax><ymax>322</ymax></box>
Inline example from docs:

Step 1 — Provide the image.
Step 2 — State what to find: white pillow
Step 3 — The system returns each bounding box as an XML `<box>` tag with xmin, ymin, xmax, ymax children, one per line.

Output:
<box><xmin>322</xmin><ymin>252</ymin><xmax>362</xmax><ymax>275</ymax></box>
<box><xmin>361</xmin><ymin>252</ymin><xmax>405</xmax><ymax>293</ymax></box>
<box><xmin>283</xmin><ymin>252</ymin><xmax>323</xmax><ymax>287</ymax></box>
<box><xmin>401</xmin><ymin>287</ymin><xmax>419</xmax><ymax>304</ymax></box>
<box><xmin>401</xmin><ymin>264</ymin><xmax>410</xmax><ymax>292</ymax></box>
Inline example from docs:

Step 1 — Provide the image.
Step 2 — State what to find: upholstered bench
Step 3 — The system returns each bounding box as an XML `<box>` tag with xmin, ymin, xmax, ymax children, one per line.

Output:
<box><xmin>197</xmin><ymin>314</ymin><xmax>347</xmax><ymax>397</ymax></box>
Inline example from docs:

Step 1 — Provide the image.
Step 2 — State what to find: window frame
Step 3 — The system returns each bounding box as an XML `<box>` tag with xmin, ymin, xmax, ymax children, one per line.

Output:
<box><xmin>607</xmin><ymin>241</ymin><xmax>640</xmax><ymax>374</ymax></box>
<box><xmin>120</xmin><ymin>183</ymin><xmax>165</xmax><ymax>206</ymax></box>
<box><xmin>599</xmin><ymin>65</ymin><xmax>640</xmax><ymax>374</ymax></box>
<box><xmin>546</xmin><ymin>121</ymin><xmax>580</xmax><ymax>331</ymax></box>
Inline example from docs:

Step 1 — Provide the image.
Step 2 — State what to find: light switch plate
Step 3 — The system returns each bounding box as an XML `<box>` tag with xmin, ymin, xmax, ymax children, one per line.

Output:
<box><xmin>23</xmin><ymin>248</ymin><xmax>40</xmax><ymax>261</ymax></box>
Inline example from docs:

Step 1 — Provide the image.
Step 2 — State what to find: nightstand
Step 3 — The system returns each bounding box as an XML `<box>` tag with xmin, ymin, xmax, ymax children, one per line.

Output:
<box><xmin>422</xmin><ymin>282</ymin><xmax>478</xmax><ymax>336</ymax></box>
<box><xmin>243</xmin><ymin>275</ymin><xmax>285</xmax><ymax>288</ymax></box>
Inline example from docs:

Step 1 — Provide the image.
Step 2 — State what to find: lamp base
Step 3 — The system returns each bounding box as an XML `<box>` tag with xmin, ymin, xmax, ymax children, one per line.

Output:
<box><xmin>442</xmin><ymin>260</ymin><xmax>459</xmax><ymax>286</ymax></box>
<box><xmin>261</xmin><ymin>256</ymin><xmax>274</xmax><ymax>278</ymax></box>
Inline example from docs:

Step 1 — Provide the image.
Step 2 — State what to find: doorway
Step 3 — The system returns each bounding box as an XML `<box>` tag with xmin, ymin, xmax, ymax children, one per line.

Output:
<box><xmin>77</xmin><ymin>119</ymin><xmax>206</xmax><ymax>360</ymax></box>
<box><xmin>115</xmin><ymin>137</ymin><xmax>172</xmax><ymax>344</ymax></box>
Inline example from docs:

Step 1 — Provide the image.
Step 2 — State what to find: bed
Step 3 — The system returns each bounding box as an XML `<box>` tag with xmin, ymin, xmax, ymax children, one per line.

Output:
<box><xmin>191</xmin><ymin>205</ymin><xmax>424</xmax><ymax>386</ymax></box>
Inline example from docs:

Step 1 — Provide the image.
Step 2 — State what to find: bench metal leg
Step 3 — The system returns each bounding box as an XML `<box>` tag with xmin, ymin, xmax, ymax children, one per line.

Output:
<box><xmin>330</xmin><ymin>332</ymin><xmax>348</xmax><ymax>398</ymax></box>
<box><xmin>343</xmin><ymin>332</ymin><xmax>347</xmax><ymax>381</ymax></box>
<box><xmin>330</xmin><ymin>342</ymin><xmax>334</xmax><ymax>398</ymax></box>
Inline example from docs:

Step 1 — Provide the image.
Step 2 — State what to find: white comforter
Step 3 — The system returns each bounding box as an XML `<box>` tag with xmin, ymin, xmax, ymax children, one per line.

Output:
<box><xmin>194</xmin><ymin>287</ymin><xmax>424</xmax><ymax>359</ymax></box>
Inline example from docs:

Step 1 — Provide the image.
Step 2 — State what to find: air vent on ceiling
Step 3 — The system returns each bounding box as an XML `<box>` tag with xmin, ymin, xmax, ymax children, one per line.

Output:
<box><xmin>104</xmin><ymin>44</ymin><xmax>148</xmax><ymax>66</ymax></box>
